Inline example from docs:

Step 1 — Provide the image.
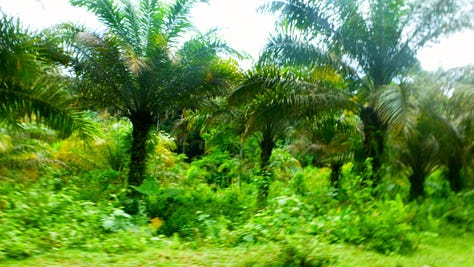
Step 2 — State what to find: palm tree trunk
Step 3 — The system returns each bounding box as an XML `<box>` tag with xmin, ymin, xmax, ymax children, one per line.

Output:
<box><xmin>408</xmin><ymin>169</ymin><xmax>425</xmax><ymax>201</ymax></box>
<box><xmin>123</xmin><ymin>118</ymin><xmax>152</xmax><ymax>214</ymax></box>
<box><xmin>129</xmin><ymin>119</ymin><xmax>152</xmax><ymax>190</ymax></box>
<box><xmin>258</xmin><ymin>130</ymin><xmax>275</xmax><ymax>202</ymax></box>
<box><xmin>360</xmin><ymin>106</ymin><xmax>387</xmax><ymax>185</ymax></box>
<box><xmin>330</xmin><ymin>162</ymin><xmax>343</xmax><ymax>188</ymax></box>
<box><xmin>447</xmin><ymin>157</ymin><xmax>463</xmax><ymax>192</ymax></box>
<box><xmin>260</xmin><ymin>135</ymin><xmax>274</xmax><ymax>172</ymax></box>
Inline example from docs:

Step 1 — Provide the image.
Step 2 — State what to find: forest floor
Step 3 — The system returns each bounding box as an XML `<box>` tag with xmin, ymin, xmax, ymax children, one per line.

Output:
<box><xmin>3</xmin><ymin>232</ymin><xmax>473</xmax><ymax>267</ymax></box>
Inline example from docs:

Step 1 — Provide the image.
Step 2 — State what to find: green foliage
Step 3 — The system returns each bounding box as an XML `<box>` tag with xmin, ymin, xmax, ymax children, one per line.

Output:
<box><xmin>410</xmin><ymin>191</ymin><xmax>474</xmax><ymax>235</ymax></box>
<box><xmin>277</xmin><ymin>236</ymin><xmax>338</xmax><ymax>267</ymax></box>
<box><xmin>270</xmin><ymin>148</ymin><xmax>302</xmax><ymax>181</ymax></box>
<box><xmin>187</xmin><ymin>150</ymin><xmax>238</xmax><ymax>187</ymax></box>
<box><xmin>0</xmin><ymin>123</ymin><xmax>58</xmax><ymax>180</ymax></box>
<box><xmin>2</xmin><ymin>1</ymin><xmax>474</xmax><ymax>265</ymax></box>
<box><xmin>230</xmin><ymin>195</ymin><xmax>315</xmax><ymax>244</ymax></box>
<box><xmin>313</xmin><ymin>197</ymin><xmax>416</xmax><ymax>255</ymax></box>
<box><xmin>143</xmin><ymin>184</ymin><xmax>256</xmax><ymax>239</ymax></box>
<box><xmin>53</xmin><ymin>115</ymin><xmax>131</xmax><ymax>172</ymax></box>
<box><xmin>238</xmin><ymin>236</ymin><xmax>337</xmax><ymax>267</ymax></box>
<box><xmin>220</xmin><ymin>164</ymin><xmax>418</xmax><ymax>255</ymax></box>
<box><xmin>0</xmin><ymin>12</ymin><xmax>95</xmax><ymax>139</ymax></box>
<box><xmin>289</xmin><ymin>172</ymin><xmax>306</xmax><ymax>195</ymax></box>
<box><xmin>0</xmin><ymin>177</ymin><xmax>152</xmax><ymax>261</ymax></box>
<box><xmin>67</xmin><ymin>0</ymin><xmax>240</xmax><ymax>188</ymax></box>
<box><xmin>72</xmin><ymin>169</ymin><xmax>124</xmax><ymax>202</ymax></box>
<box><xmin>146</xmin><ymin>131</ymin><xmax>189</xmax><ymax>184</ymax></box>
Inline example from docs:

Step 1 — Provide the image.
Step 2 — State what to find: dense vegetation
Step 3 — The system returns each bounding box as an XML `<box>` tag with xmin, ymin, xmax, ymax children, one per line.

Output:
<box><xmin>1</xmin><ymin>0</ymin><xmax>474</xmax><ymax>266</ymax></box>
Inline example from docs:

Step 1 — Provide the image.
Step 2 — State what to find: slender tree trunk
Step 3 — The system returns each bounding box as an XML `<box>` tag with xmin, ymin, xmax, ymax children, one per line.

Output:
<box><xmin>360</xmin><ymin>106</ymin><xmax>387</xmax><ymax>186</ymax></box>
<box><xmin>129</xmin><ymin>118</ymin><xmax>152</xmax><ymax>190</ymax></box>
<box><xmin>123</xmin><ymin>117</ymin><xmax>152</xmax><ymax>214</ymax></box>
<box><xmin>408</xmin><ymin>169</ymin><xmax>425</xmax><ymax>201</ymax></box>
<box><xmin>447</xmin><ymin>157</ymin><xmax>463</xmax><ymax>192</ymax></box>
<box><xmin>258</xmin><ymin>130</ymin><xmax>275</xmax><ymax>202</ymax></box>
<box><xmin>330</xmin><ymin>162</ymin><xmax>343</xmax><ymax>189</ymax></box>
<box><xmin>260</xmin><ymin>134</ymin><xmax>274</xmax><ymax>173</ymax></box>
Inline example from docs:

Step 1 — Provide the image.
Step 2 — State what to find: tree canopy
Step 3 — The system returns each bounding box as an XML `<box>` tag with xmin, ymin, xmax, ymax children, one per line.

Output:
<box><xmin>66</xmin><ymin>0</ymin><xmax>239</xmax><ymax>191</ymax></box>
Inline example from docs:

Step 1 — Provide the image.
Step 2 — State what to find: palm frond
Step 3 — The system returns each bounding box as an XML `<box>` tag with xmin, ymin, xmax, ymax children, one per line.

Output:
<box><xmin>375</xmin><ymin>83</ymin><xmax>414</xmax><ymax>132</ymax></box>
<box><xmin>260</xmin><ymin>26</ymin><xmax>324</xmax><ymax>67</ymax></box>
<box><xmin>164</xmin><ymin>0</ymin><xmax>197</xmax><ymax>42</ymax></box>
<box><xmin>0</xmin><ymin>12</ymin><xmax>96</xmax><ymax>139</ymax></box>
<box><xmin>139</xmin><ymin>0</ymin><xmax>165</xmax><ymax>51</ymax></box>
<box><xmin>259</xmin><ymin>0</ymin><xmax>336</xmax><ymax>36</ymax></box>
<box><xmin>262</xmin><ymin>0</ymin><xmax>473</xmax><ymax>95</ymax></box>
<box><xmin>71</xmin><ymin>0</ymin><xmax>126</xmax><ymax>37</ymax></box>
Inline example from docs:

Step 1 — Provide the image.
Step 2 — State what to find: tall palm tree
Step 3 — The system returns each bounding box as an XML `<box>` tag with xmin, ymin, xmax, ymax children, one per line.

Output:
<box><xmin>229</xmin><ymin>65</ymin><xmax>349</xmax><ymax>199</ymax></box>
<box><xmin>67</xmin><ymin>0</ymin><xmax>237</xmax><ymax>189</ymax></box>
<box><xmin>0</xmin><ymin>12</ymin><xmax>93</xmax><ymax>138</ymax></box>
<box><xmin>260</xmin><ymin>0</ymin><xmax>474</xmax><ymax>182</ymax></box>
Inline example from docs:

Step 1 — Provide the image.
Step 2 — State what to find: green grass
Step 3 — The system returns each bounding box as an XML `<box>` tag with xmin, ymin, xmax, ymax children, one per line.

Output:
<box><xmin>330</xmin><ymin>233</ymin><xmax>474</xmax><ymax>267</ymax></box>
<box><xmin>3</xmin><ymin>233</ymin><xmax>473</xmax><ymax>267</ymax></box>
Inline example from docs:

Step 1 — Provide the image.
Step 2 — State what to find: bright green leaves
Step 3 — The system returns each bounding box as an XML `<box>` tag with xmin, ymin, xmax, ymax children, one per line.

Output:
<box><xmin>0</xmin><ymin>12</ymin><xmax>95</xmax><ymax>139</ymax></box>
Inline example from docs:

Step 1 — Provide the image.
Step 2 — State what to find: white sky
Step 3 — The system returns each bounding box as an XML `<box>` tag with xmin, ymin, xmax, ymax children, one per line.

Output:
<box><xmin>1</xmin><ymin>0</ymin><xmax>474</xmax><ymax>71</ymax></box>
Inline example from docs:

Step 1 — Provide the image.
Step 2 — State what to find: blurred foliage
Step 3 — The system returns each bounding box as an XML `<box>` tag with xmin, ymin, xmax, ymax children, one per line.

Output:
<box><xmin>1</xmin><ymin>2</ymin><xmax>474</xmax><ymax>265</ymax></box>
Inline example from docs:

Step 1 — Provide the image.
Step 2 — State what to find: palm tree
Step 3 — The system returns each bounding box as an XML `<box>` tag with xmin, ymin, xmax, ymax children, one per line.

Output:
<box><xmin>229</xmin><ymin>65</ymin><xmax>348</xmax><ymax>199</ymax></box>
<box><xmin>171</xmin><ymin>59</ymin><xmax>242</xmax><ymax>160</ymax></box>
<box><xmin>384</xmin><ymin>70</ymin><xmax>474</xmax><ymax>199</ymax></box>
<box><xmin>260</xmin><ymin>0</ymin><xmax>474</xmax><ymax>183</ymax></box>
<box><xmin>396</xmin><ymin>117</ymin><xmax>441</xmax><ymax>201</ymax></box>
<box><xmin>0</xmin><ymin>12</ymin><xmax>93</xmax><ymax>138</ymax></box>
<box><xmin>67</xmin><ymin>0</ymin><xmax>237</xmax><ymax>190</ymax></box>
<box><xmin>288</xmin><ymin>113</ymin><xmax>359</xmax><ymax>189</ymax></box>
<box><xmin>422</xmin><ymin>67</ymin><xmax>474</xmax><ymax>192</ymax></box>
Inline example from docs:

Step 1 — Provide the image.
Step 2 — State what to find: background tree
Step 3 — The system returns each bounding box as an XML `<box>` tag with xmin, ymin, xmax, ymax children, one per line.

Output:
<box><xmin>260</xmin><ymin>0</ymin><xmax>474</xmax><ymax>183</ymax></box>
<box><xmin>395</xmin><ymin>116</ymin><xmax>441</xmax><ymax>201</ymax></box>
<box><xmin>229</xmin><ymin>65</ymin><xmax>348</xmax><ymax>200</ymax></box>
<box><xmin>171</xmin><ymin>59</ymin><xmax>242</xmax><ymax>161</ymax></box>
<box><xmin>381</xmin><ymin>69</ymin><xmax>474</xmax><ymax>199</ymax></box>
<box><xmin>67</xmin><ymin>0</ymin><xmax>238</xmax><ymax>190</ymax></box>
<box><xmin>288</xmin><ymin>112</ymin><xmax>359</xmax><ymax>189</ymax></box>
<box><xmin>422</xmin><ymin>68</ymin><xmax>474</xmax><ymax>192</ymax></box>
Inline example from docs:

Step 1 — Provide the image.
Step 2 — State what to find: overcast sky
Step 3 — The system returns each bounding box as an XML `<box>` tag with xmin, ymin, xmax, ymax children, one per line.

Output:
<box><xmin>1</xmin><ymin>0</ymin><xmax>474</xmax><ymax>71</ymax></box>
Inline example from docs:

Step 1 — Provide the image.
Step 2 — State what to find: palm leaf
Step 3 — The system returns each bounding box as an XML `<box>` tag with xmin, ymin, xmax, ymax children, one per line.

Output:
<box><xmin>0</xmin><ymin>12</ymin><xmax>95</xmax><ymax>139</ymax></box>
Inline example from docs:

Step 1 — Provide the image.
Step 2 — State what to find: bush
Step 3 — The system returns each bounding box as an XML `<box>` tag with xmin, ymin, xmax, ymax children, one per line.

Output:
<box><xmin>269</xmin><ymin>148</ymin><xmax>302</xmax><ymax>181</ymax></box>
<box><xmin>410</xmin><ymin>190</ymin><xmax>474</xmax><ymax>234</ymax></box>
<box><xmin>144</xmin><ymin>183</ymin><xmax>257</xmax><ymax>240</ymax></box>
<box><xmin>0</xmin><ymin>178</ymin><xmax>151</xmax><ymax>261</ymax></box>
<box><xmin>71</xmin><ymin>169</ymin><xmax>124</xmax><ymax>202</ymax></box>
<box><xmin>309</xmin><ymin>196</ymin><xmax>417</xmax><ymax>255</ymax></box>
<box><xmin>187</xmin><ymin>151</ymin><xmax>238</xmax><ymax>188</ymax></box>
<box><xmin>228</xmin><ymin>195</ymin><xmax>315</xmax><ymax>245</ymax></box>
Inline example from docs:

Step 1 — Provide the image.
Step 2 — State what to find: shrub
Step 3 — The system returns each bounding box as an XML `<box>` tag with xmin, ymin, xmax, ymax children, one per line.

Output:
<box><xmin>309</xmin><ymin>196</ymin><xmax>417</xmax><ymax>255</ymax></box>
<box><xmin>0</xmin><ymin>178</ymin><xmax>151</xmax><ymax>261</ymax></box>
<box><xmin>71</xmin><ymin>169</ymin><xmax>124</xmax><ymax>202</ymax></box>
<box><xmin>187</xmin><ymin>151</ymin><xmax>238</xmax><ymax>188</ymax></box>
<box><xmin>278</xmin><ymin>235</ymin><xmax>338</xmax><ymax>267</ymax></box>
<box><xmin>410</xmin><ymin>190</ymin><xmax>474</xmax><ymax>234</ymax></box>
<box><xmin>269</xmin><ymin>148</ymin><xmax>302</xmax><ymax>181</ymax></box>
<box><xmin>228</xmin><ymin>195</ymin><xmax>315</xmax><ymax>245</ymax></box>
<box><xmin>144</xmin><ymin>183</ymin><xmax>256</xmax><ymax>240</ymax></box>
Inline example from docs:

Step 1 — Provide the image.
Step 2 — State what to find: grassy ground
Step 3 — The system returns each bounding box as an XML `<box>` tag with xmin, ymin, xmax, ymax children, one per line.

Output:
<box><xmin>3</xmin><ymin>233</ymin><xmax>473</xmax><ymax>267</ymax></box>
<box><xmin>330</xmin><ymin>232</ymin><xmax>474</xmax><ymax>267</ymax></box>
